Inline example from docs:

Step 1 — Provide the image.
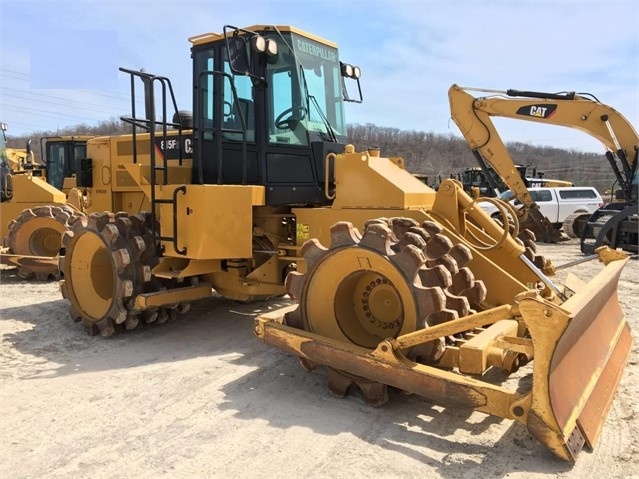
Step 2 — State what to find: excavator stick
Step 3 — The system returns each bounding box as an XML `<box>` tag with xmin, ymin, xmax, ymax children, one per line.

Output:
<box><xmin>255</xmin><ymin>257</ymin><xmax>632</xmax><ymax>461</ymax></box>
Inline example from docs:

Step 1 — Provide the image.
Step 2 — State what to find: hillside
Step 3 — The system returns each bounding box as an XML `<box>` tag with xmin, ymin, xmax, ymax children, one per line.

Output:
<box><xmin>6</xmin><ymin>118</ymin><xmax>616</xmax><ymax>194</ymax></box>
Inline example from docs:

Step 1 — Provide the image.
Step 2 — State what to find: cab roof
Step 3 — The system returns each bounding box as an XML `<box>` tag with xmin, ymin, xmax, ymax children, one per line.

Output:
<box><xmin>188</xmin><ymin>25</ymin><xmax>338</xmax><ymax>49</ymax></box>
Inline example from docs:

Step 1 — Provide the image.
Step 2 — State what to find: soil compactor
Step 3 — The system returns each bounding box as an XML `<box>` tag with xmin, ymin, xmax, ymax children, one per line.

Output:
<box><xmin>1</xmin><ymin>125</ymin><xmax>90</xmax><ymax>279</ymax></box>
<box><xmin>57</xmin><ymin>25</ymin><xmax>633</xmax><ymax>462</ymax></box>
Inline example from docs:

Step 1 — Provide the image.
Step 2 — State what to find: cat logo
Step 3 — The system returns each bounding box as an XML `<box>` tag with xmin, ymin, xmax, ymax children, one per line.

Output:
<box><xmin>516</xmin><ymin>104</ymin><xmax>558</xmax><ymax>119</ymax></box>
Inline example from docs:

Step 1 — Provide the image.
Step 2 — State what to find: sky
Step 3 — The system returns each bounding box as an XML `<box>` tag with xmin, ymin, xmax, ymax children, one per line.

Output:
<box><xmin>0</xmin><ymin>0</ymin><xmax>637</xmax><ymax>154</ymax></box>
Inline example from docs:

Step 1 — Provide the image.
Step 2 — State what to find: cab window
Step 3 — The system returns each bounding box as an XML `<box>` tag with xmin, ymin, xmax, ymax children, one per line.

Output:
<box><xmin>267</xmin><ymin>59</ymin><xmax>308</xmax><ymax>146</ymax></box>
<box><xmin>222</xmin><ymin>53</ymin><xmax>255</xmax><ymax>142</ymax></box>
<box><xmin>559</xmin><ymin>189</ymin><xmax>597</xmax><ymax>199</ymax></box>
<box><xmin>530</xmin><ymin>190</ymin><xmax>552</xmax><ymax>202</ymax></box>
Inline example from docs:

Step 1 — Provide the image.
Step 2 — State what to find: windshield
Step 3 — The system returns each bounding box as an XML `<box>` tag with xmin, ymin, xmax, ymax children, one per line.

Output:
<box><xmin>266</xmin><ymin>31</ymin><xmax>346</xmax><ymax>144</ymax></box>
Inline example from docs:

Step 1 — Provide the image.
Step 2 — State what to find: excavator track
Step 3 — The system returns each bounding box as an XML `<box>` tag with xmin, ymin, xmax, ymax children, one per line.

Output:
<box><xmin>562</xmin><ymin>211</ymin><xmax>590</xmax><ymax>239</ymax></box>
<box><xmin>60</xmin><ymin>211</ymin><xmax>192</xmax><ymax>337</ymax></box>
<box><xmin>3</xmin><ymin>204</ymin><xmax>84</xmax><ymax>280</ymax></box>
<box><xmin>284</xmin><ymin>217</ymin><xmax>486</xmax><ymax>406</ymax></box>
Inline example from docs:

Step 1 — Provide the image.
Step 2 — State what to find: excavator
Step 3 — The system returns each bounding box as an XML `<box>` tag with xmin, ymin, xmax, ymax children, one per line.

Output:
<box><xmin>57</xmin><ymin>24</ymin><xmax>632</xmax><ymax>461</ymax></box>
<box><xmin>454</xmin><ymin>165</ymin><xmax>573</xmax><ymax>199</ymax></box>
<box><xmin>449</xmin><ymin>85</ymin><xmax>638</xmax><ymax>252</ymax></box>
<box><xmin>0</xmin><ymin>124</ymin><xmax>92</xmax><ymax>279</ymax></box>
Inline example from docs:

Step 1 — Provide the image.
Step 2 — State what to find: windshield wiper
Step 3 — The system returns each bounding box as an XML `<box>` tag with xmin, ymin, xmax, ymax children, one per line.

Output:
<box><xmin>309</xmin><ymin>95</ymin><xmax>338</xmax><ymax>143</ymax></box>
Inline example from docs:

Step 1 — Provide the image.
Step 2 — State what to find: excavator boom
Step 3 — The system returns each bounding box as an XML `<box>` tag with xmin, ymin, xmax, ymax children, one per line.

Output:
<box><xmin>449</xmin><ymin>85</ymin><xmax>639</xmax><ymax>245</ymax></box>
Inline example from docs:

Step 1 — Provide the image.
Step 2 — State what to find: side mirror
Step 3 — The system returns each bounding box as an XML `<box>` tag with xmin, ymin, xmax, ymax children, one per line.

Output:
<box><xmin>223</xmin><ymin>25</ymin><xmax>278</xmax><ymax>82</ymax></box>
<box><xmin>26</xmin><ymin>139</ymin><xmax>33</xmax><ymax>165</ymax></box>
<box><xmin>227</xmin><ymin>35</ymin><xmax>250</xmax><ymax>75</ymax></box>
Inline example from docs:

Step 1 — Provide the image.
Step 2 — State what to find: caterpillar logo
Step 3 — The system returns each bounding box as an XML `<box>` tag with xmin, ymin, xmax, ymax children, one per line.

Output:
<box><xmin>516</xmin><ymin>104</ymin><xmax>558</xmax><ymax>119</ymax></box>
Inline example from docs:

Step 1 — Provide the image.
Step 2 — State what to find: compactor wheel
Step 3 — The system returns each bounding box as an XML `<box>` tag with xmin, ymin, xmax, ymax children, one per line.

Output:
<box><xmin>3</xmin><ymin>204</ymin><xmax>84</xmax><ymax>280</ymax></box>
<box><xmin>60</xmin><ymin>211</ymin><xmax>175</xmax><ymax>337</ymax></box>
<box><xmin>285</xmin><ymin>217</ymin><xmax>486</xmax><ymax>405</ymax></box>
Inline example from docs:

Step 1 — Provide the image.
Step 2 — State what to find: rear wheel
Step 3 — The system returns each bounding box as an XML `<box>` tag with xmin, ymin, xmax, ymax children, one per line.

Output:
<box><xmin>60</xmin><ymin>211</ymin><xmax>171</xmax><ymax>337</ymax></box>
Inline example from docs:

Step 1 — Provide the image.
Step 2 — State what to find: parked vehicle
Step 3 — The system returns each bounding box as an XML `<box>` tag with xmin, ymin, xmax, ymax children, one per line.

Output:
<box><xmin>479</xmin><ymin>186</ymin><xmax>604</xmax><ymax>236</ymax></box>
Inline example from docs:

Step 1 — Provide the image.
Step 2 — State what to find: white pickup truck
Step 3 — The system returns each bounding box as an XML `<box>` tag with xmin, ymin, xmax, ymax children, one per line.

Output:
<box><xmin>479</xmin><ymin>186</ymin><xmax>604</xmax><ymax>238</ymax></box>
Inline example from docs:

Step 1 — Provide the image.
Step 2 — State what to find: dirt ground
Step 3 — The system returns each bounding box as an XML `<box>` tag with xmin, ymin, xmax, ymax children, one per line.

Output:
<box><xmin>1</xmin><ymin>239</ymin><xmax>638</xmax><ymax>479</ymax></box>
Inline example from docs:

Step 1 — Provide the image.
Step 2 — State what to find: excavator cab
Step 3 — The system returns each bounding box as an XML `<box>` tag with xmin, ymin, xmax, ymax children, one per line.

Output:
<box><xmin>188</xmin><ymin>25</ymin><xmax>362</xmax><ymax>205</ymax></box>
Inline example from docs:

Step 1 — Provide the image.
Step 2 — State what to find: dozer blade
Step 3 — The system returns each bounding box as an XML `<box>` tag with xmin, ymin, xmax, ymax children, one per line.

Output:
<box><xmin>521</xmin><ymin>208</ymin><xmax>569</xmax><ymax>243</ymax></box>
<box><xmin>520</xmin><ymin>256</ymin><xmax>632</xmax><ymax>461</ymax></box>
<box><xmin>255</xmin><ymin>258</ymin><xmax>632</xmax><ymax>462</ymax></box>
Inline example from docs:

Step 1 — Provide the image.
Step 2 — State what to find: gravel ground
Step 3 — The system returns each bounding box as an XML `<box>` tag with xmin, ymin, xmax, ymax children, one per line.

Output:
<box><xmin>1</xmin><ymin>239</ymin><xmax>637</xmax><ymax>479</ymax></box>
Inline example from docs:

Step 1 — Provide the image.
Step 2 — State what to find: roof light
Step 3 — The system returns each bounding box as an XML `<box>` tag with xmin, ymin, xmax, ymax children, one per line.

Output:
<box><xmin>251</xmin><ymin>35</ymin><xmax>267</xmax><ymax>53</ymax></box>
<box><xmin>265</xmin><ymin>39</ymin><xmax>278</xmax><ymax>57</ymax></box>
<box><xmin>341</xmin><ymin>63</ymin><xmax>353</xmax><ymax>78</ymax></box>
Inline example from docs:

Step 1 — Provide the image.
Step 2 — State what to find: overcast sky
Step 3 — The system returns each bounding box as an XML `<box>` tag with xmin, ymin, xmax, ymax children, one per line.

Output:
<box><xmin>1</xmin><ymin>0</ymin><xmax>637</xmax><ymax>153</ymax></box>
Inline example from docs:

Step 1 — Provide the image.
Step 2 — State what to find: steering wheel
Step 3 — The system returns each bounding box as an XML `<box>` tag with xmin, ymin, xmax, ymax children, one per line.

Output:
<box><xmin>275</xmin><ymin>106</ymin><xmax>307</xmax><ymax>130</ymax></box>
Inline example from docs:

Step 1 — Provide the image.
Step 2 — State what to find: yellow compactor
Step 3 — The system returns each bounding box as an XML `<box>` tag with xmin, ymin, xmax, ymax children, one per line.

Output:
<box><xmin>57</xmin><ymin>25</ymin><xmax>633</xmax><ymax>461</ymax></box>
<box><xmin>0</xmin><ymin>131</ymin><xmax>92</xmax><ymax>279</ymax></box>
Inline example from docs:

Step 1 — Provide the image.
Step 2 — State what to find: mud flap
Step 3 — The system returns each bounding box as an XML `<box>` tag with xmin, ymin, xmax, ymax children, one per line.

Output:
<box><xmin>520</xmin><ymin>257</ymin><xmax>632</xmax><ymax>461</ymax></box>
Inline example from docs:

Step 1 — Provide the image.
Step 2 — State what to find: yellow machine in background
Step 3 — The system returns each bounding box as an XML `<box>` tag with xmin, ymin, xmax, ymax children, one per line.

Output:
<box><xmin>58</xmin><ymin>25</ymin><xmax>632</xmax><ymax>461</ymax></box>
<box><xmin>3</xmin><ymin>128</ymin><xmax>191</xmax><ymax>280</ymax></box>
<box><xmin>452</xmin><ymin>165</ymin><xmax>573</xmax><ymax>199</ymax></box>
<box><xmin>0</xmin><ymin>129</ymin><xmax>93</xmax><ymax>279</ymax></box>
<box><xmin>449</xmin><ymin>85</ymin><xmax>638</xmax><ymax>251</ymax></box>
<box><xmin>1</xmin><ymin>122</ymin><xmax>35</xmax><ymax>171</ymax></box>
<box><xmin>40</xmin><ymin>135</ymin><xmax>94</xmax><ymax>192</ymax></box>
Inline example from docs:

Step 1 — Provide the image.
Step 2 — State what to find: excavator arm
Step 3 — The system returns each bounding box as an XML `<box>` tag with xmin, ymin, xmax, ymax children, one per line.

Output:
<box><xmin>448</xmin><ymin>84</ymin><xmax>639</xmax><ymax>242</ymax></box>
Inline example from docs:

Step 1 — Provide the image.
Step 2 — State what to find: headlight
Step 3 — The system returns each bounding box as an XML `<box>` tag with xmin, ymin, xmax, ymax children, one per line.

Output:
<box><xmin>265</xmin><ymin>39</ymin><xmax>278</xmax><ymax>57</ymax></box>
<box><xmin>341</xmin><ymin>63</ymin><xmax>361</xmax><ymax>79</ymax></box>
<box><xmin>341</xmin><ymin>63</ymin><xmax>353</xmax><ymax>77</ymax></box>
<box><xmin>251</xmin><ymin>35</ymin><xmax>267</xmax><ymax>53</ymax></box>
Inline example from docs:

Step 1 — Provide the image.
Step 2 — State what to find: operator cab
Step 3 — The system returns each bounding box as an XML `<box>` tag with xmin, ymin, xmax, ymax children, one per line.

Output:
<box><xmin>42</xmin><ymin>137</ymin><xmax>89</xmax><ymax>190</ymax></box>
<box><xmin>189</xmin><ymin>25</ymin><xmax>362</xmax><ymax>205</ymax></box>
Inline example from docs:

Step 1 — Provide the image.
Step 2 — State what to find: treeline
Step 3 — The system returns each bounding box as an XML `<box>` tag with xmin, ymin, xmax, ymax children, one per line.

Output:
<box><xmin>7</xmin><ymin>119</ymin><xmax>616</xmax><ymax>193</ymax></box>
<box><xmin>5</xmin><ymin>117</ymin><xmax>130</xmax><ymax>165</ymax></box>
<box><xmin>347</xmin><ymin>124</ymin><xmax>616</xmax><ymax>193</ymax></box>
